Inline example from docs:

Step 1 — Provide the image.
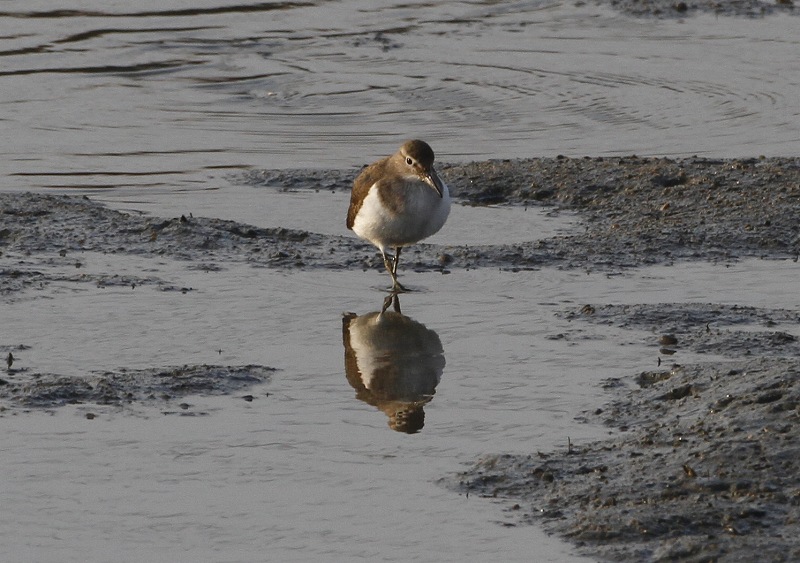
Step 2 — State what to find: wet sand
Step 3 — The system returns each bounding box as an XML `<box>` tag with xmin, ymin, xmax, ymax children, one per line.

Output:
<box><xmin>3</xmin><ymin>155</ymin><xmax>800</xmax><ymax>560</ymax></box>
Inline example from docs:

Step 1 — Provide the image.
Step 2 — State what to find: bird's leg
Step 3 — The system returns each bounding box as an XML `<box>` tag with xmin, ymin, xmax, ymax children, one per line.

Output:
<box><xmin>388</xmin><ymin>246</ymin><xmax>408</xmax><ymax>292</ymax></box>
<box><xmin>381</xmin><ymin>250</ymin><xmax>397</xmax><ymax>284</ymax></box>
<box><xmin>381</xmin><ymin>250</ymin><xmax>395</xmax><ymax>279</ymax></box>
<box><xmin>381</xmin><ymin>294</ymin><xmax>394</xmax><ymax>314</ymax></box>
<box><xmin>380</xmin><ymin>292</ymin><xmax>402</xmax><ymax>315</ymax></box>
<box><xmin>391</xmin><ymin>293</ymin><xmax>402</xmax><ymax>313</ymax></box>
<box><xmin>391</xmin><ymin>246</ymin><xmax>402</xmax><ymax>277</ymax></box>
<box><xmin>380</xmin><ymin>249</ymin><xmax>405</xmax><ymax>292</ymax></box>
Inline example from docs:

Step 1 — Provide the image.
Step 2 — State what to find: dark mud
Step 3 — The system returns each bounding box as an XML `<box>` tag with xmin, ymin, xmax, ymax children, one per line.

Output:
<box><xmin>1</xmin><ymin>264</ymin><xmax>193</xmax><ymax>300</ymax></box>
<box><xmin>0</xmin><ymin>360</ymin><xmax>275</xmax><ymax>414</ymax></box>
<box><xmin>448</xmin><ymin>302</ymin><xmax>800</xmax><ymax>562</ymax></box>
<box><xmin>0</xmin><ymin>192</ymin><xmax>350</xmax><ymax>271</ymax></box>
<box><xmin>593</xmin><ymin>0</ymin><xmax>796</xmax><ymax>18</ymax></box>
<box><xmin>439</xmin><ymin>156</ymin><xmax>800</xmax><ymax>269</ymax></box>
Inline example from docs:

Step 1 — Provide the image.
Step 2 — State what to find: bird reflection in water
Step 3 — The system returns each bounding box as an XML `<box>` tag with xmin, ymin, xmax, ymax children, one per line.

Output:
<box><xmin>342</xmin><ymin>294</ymin><xmax>445</xmax><ymax>434</ymax></box>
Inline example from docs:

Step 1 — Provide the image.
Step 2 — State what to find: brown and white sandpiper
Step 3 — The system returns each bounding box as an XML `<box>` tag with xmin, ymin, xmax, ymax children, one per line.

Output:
<box><xmin>346</xmin><ymin>140</ymin><xmax>451</xmax><ymax>292</ymax></box>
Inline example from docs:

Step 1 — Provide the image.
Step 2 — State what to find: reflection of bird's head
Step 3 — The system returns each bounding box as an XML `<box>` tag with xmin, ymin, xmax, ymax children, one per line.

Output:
<box><xmin>387</xmin><ymin>404</ymin><xmax>426</xmax><ymax>434</ymax></box>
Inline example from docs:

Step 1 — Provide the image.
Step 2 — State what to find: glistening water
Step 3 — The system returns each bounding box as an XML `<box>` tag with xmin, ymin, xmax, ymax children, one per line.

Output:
<box><xmin>2</xmin><ymin>1</ymin><xmax>798</xmax><ymax>192</ymax></box>
<box><xmin>1</xmin><ymin>1</ymin><xmax>799</xmax><ymax>561</ymax></box>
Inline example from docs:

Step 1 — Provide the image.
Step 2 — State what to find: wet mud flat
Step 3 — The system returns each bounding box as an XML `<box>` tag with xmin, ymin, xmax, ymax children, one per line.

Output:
<box><xmin>593</xmin><ymin>0</ymin><xmax>796</xmax><ymax>18</ymax></box>
<box><xmin>2</xmin><ymin>155</ymin><xmax>800</xmax><ymax>559</ymax></box>
<box><xmin>246</xmin><ymin>155</ymin><xmax>800</xmax><ymax>271</ymax></box>
<box><xmin>450</xmin><ymin>303</ymin><xmax>800</xmax><ymax>561</ymax></box>
<box><xmin>0</xmin><ymin>360</ymin><xmax>274</xmax><ymax>416</ymax></box>
<box><xmin>3</xmin><ymin>156</ymin><xmax>799</xmax><ymax>285</ymax></box>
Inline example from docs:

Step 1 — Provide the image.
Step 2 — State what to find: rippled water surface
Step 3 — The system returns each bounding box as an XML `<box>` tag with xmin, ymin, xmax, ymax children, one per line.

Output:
<box><xmin>2</xmin><ymin>0</ymin><xmax>799</xmax><ymax>191</ymax></box>
<box><xmin>2</xmin><ymin>2</ymin><xmax>800</xmax><ymax>562</ymax></box>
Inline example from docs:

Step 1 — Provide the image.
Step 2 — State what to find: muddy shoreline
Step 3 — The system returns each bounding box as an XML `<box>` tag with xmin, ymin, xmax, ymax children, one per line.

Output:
<box><xmin>3</xmin><ymin>155</ymin><xmax>800</xmax><ymax>559</ymax></box>
<box><xmin>449</xmin><ymin>307</ymin><xmax>800</xmax><ymax>561</ymax></box>
<box><xmin>4</xmin><ymin>157</ymin><xmax>799</xmax><ymax>287</ymax></box>
<box><xmin>246</xmin><ymin>155</ymin><xmax>800</xmax><ymax>271</ymax></box>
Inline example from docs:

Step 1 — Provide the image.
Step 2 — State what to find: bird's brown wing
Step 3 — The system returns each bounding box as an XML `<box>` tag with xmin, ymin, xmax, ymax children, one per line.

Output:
<box><xmin>346</xmin><ymin>157</ymin><xmax>388</xmax><ymax>230</ymax></box>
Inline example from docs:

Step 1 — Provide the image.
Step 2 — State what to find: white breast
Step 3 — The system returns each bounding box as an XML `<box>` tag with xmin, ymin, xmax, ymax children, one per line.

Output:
<box><xmin>351</xmin><ymin>180</ymin><xmax>451</xmax><ymax>253</ymax></box>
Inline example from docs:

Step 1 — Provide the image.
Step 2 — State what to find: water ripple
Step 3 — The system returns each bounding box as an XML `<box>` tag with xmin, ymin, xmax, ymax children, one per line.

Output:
<box><xmin>1</xmin><ymin>1</ymin><xmax>797</xmax><ymax>190</ymax></box>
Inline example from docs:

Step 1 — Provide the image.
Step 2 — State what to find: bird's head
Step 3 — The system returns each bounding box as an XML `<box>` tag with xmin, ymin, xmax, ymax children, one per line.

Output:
<box><xmin>398</xmin><ymin>139</ymin><xmax>444</xmax><ymax>198</ymax></box>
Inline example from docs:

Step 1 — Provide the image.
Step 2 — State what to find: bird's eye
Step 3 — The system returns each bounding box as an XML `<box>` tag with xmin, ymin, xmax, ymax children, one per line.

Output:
<box><xmin>406</xmin><ymin>157</ymin><xmax>413</xmax><ymax>166</ymax></box>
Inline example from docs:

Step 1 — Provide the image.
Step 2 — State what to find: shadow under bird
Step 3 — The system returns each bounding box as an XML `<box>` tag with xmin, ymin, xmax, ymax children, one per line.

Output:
<box><xmin>346</xmin><ymin>140</ymin><xmax>451</xmax><ymax>292</ymax></box>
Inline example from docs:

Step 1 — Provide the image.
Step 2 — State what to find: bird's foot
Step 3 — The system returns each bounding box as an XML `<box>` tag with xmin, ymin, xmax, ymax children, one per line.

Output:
<box><xmin>390</xmin><ymin>279</ymin><xmax>409</xmax><ymax>293</ymax></box>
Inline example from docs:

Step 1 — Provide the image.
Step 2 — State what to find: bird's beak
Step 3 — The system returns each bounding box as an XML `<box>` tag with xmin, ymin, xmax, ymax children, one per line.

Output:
<box><xmin>423</xmin><ymin>167</ymin><xmax>444</xmax><ymax>198</ymax></box>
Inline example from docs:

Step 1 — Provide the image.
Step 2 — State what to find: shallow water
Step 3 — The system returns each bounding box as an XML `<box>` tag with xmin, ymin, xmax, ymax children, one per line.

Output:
<box><xmin>84</xmin><ymin>183</ymin><xmax>578</xmax><ymax>246</ymax></box>
<box><xmin>3</xmin><ymin>241</ymin><xmax>800</xmax><ymax>561</ymax></box>
<box><xmin>3</xmin><ymin>1</ymin><xmax>800</xmax><ymax>561</ymax></box>
<box><xmin>2</xmin><ymin>1</ymin><xmax>799</xmax><ymax>192</ymax></box>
